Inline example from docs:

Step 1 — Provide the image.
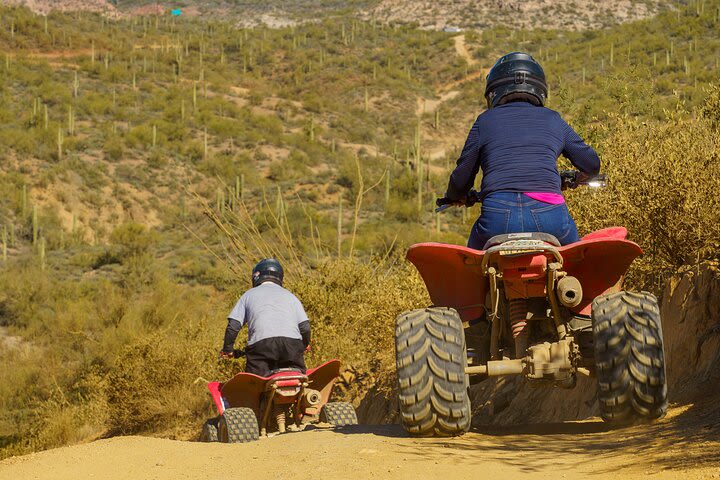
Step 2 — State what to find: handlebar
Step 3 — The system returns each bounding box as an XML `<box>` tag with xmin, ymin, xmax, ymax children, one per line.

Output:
<box><xmin>435</xmin><ymin>170</ymin><xmax>606</xmax><ymax>213</ymax></box>
<box><xmin>435</xmin><ymin>190</ymin><xmax>481</xmax><ymax>213</ymax></box>
<box><xmin>219</xmin><ymin>349</ymin><xmax>246</xmax><ymax>359</ymax></box>
<box><xmin>559</xmin><ymin>170</ymin><xmax>607</xmax><ymax>190</ymax></box>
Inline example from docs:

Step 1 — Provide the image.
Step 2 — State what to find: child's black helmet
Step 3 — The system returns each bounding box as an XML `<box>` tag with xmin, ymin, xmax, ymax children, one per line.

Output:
<box><xmin>252</xmin><ymin>258</ymin><xmax>284</xmax><ymax>287</ymax></box>
<box><xmin>484</xmin><ymin>52</ymin><xmax>548</xmax><ymax>108</ymax></box>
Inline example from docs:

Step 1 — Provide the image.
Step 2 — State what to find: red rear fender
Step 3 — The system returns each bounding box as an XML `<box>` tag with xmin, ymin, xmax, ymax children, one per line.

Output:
<box><xmin>306</xmin><ymin>359</ymin><xmax>342</xmax><ymax>414</ymax></box>
<box><xmin>407</xmin><ymin>243</ymin><xmax>488</xmax><ymax>323</ymax></box>
<box><xmin>407</xmin><ymin>229</ymin><xmax>642</xmax><ymax>321</ymax></box>
<box><xmin>215</xmin><ymin>360</ymin><xmax>343</xmax><ymax>415</ymax></box>
<box><xmin>558</xmin><ymin>236</ymin><xmax>642</xmax><ymax>314</ymax></box>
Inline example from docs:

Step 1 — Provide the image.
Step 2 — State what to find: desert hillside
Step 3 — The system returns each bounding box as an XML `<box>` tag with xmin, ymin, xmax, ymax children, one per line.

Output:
<box><xmin>0</xmin><ymin>0</ymin><xmax>718</xmax><ymax>472</ymax></box>
<box><xmin>364</xmin><ymin>0</ymin><xmax>668</xmax><ymax>30</ymax></box>
<box><xmin>1</xmin><ymin>0</ymin><xmax>669</xmax><ymax>30</ymax></box>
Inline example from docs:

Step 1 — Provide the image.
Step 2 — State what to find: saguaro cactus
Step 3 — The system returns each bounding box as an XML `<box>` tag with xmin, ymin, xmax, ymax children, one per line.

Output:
<box><xmin>73</xmin><ymin>71</ymin><xmax>79</xmax><ymax>98</ymax></box>
<box><xmin>21</xmin><ymin>184</ymin><xmax>27</xmax><ymax>217</ymax></box>
<box><xmin>39</xmin><ymin>237</ymin><xmax>46</xmax><ymax>270</ymax></box>
<box><xmin>337</xmin><ymin>197</ymin><xmax>343</xmax><ymax>256</ymax></box>
<box><xmin>32</xmin><ymin>205</ymin><xmax>38</xmax><ymax>245</ymax></box>
<box><xmin>67</xmin><ymin>106</ymin><xmax>75</xmax><ymax>135</ymax></box>
<box><xmin>416</xmin><ymin>166</ymin><xmax>423</xmax><ymax>213</ymax></box>
<box><xmin>414</xmin><ymin>117</ymin><xmax>422</xmax><ymax>169</ymax></box>
<box><xmin>204</xmin><ymin>127</ymin><xmax>208</xmax><ymax>159</ymax></box>
<box><xmin>57</xmin><ymin>127</ymin><xmax>64</xmax><ymax>160</ymax></box>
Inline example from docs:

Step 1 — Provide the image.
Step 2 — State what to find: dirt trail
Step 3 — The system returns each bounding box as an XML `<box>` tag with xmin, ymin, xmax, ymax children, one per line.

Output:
<box><xmin>2</xmin><ymin>402</ymin><xmax>718</xmax><ymax>480</ymax></box>
<box><xmin>453</xmin><ymin>35</ymin><xmax>477</xmax><ymax>66</ymax></box>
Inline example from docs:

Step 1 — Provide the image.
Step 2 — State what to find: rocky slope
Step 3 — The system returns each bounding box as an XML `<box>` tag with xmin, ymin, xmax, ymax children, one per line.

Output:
<box><xmin>2</xmin><ymin>0</ymin><xmax>667</xmax><ymax>30</ymax></box>
<box><xmin>363</xmin><ymin>0</ymin><xmax>667</xmax><ymax>30</ymax></box>
<box><xmin>0</xmin><ymin>0</ymin><xmax>119</xmax><ymax>16</ymax></box>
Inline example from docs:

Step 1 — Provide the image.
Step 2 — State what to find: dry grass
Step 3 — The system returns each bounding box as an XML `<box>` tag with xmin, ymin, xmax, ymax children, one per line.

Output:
<box><xmin>568</xmin><ymin>86</ymin><xmax>720</xmax><ymax>290</ymax></box>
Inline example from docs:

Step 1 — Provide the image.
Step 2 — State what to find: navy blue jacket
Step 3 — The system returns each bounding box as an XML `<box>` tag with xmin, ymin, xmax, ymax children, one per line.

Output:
<box><xmin>445</xmin><ymin>102</ymin><xmax>600</xmax><ymax>201</ymax></box>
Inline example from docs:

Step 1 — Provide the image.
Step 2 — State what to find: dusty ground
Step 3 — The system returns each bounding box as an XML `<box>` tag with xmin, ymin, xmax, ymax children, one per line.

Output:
<box><xmin>2</xmin><ymin>401</ymin><xmax>718</xmax><ymax>480</ymax></box>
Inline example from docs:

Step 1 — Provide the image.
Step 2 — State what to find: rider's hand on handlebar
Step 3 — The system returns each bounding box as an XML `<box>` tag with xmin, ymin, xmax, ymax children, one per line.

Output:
<box><xmin>219</xmin><ymin>349</ymin><xmax>246</xmax><ymax>359</ymax></box>
<box><xmin>436</xmin><ymin>197</ymin><xmax>456</xmax><ymax>207</ymax></box>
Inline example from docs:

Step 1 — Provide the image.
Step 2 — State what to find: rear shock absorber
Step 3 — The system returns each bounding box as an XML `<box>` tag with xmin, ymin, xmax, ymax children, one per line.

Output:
<box><xmin>509</xmin><ymin>299</ymin><xmax>529</xmax><ymax>358</ymax></box>
<box><xmin>274</xmin><ymin>405</ymin><xmax>287</xmax><ymax>434</ymax></box>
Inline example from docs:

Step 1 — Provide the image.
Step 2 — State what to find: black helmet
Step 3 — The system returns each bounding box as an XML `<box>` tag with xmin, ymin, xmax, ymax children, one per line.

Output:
<box><xmin>484</xmin><ymin>52</ymin><xmax>548</xmax><ymax>109</ymax></box>
<box><xmin>252</xmin><ymin>258</ymin><xmax>284</xmax><ymax>287</ymax></box>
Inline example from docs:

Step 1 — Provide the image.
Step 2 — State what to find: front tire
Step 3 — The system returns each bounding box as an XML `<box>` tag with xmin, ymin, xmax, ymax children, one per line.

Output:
<box><xmin>218</xmin><ymin>407</ymin><xmax>259</xmax><ymax>443</ymax></box>
<box><xmin>395</xmin><ymin>307</ymin><xmax>471</xmax><ymax>437</ymax></box>
<box><xmin>592</xmin><ymin>291</ymin><xmax>668</xmax><ymax>426</ymax></box>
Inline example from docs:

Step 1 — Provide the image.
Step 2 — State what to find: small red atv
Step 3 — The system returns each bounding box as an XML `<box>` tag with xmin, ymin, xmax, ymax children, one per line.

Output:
<box><xmin>201</xmin><ymin>358</ymin><xmax>357</xmax><ymax>443</ymax></box>
<box><xmin>396</xmin><ymin>171</ymin><xmax>667</xmax><ymax>436</ymax></box>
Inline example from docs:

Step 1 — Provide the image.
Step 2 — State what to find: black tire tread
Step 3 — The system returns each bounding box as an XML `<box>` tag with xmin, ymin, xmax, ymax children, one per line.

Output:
<box><xmin>592</xmin><ymin>291</ymin><xmax>668</xmax><ymax>426</ymax></box>
<box><xmin>218</xmin><ymin>407</ymin><xmax>259</xmax><ymax>443</ymax></box>
<box><xmin>200</xmin><ymin>417</ymin><xmax>219</xmax><ymax>442</ymax></box>
<box><xmin>319</xmin><ymin>402</ymin><xmax>358</xmax><ymax>427</ymax></box>
<box><xmin>395</xmin><ymin>307</ymin><xmax>471</xmax><ymax>437</ymax></box>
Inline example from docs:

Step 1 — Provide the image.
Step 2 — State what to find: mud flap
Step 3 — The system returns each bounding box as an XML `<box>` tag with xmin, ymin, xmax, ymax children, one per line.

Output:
<box><xmin>207</xmin><ymin>382</ymin><xmax>225</xmax><ymax>415</ymax></box>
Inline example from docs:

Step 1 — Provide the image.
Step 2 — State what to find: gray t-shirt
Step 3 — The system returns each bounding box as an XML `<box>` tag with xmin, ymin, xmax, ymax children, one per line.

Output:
<box><xmin>227</xmin><ymin>282</ymin><xmax>309</xmax><ymax>346</ymax></box>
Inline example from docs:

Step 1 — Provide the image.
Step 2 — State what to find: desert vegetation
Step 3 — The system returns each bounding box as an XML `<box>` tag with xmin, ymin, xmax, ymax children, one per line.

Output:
<box><xmin>0</xmin><ymin>0</ymin><xmax>719</xmax><ymax>459</ymax></box>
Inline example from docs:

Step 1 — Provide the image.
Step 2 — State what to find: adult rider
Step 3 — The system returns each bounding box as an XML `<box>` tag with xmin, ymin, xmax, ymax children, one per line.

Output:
<box><xmin>440</xmin><ymin>52</ymin><xmax>601</xmax><ymax>249</ymax></box>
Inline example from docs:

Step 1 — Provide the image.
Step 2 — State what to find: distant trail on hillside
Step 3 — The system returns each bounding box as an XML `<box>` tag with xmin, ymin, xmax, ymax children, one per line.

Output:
<box><xmin>453</xmin><ymin>35</ymin><xmax>477</xmax><ymax>66</ymax></box>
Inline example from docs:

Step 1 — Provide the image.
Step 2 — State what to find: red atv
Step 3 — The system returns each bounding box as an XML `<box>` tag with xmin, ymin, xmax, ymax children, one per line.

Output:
<box><xmin>201</xmin><ymin>357</ymin><xmax>357</xmax><ymax>443</ymax></box>
<box><xmin>395</xmin><ymin>171</ymin><xmax>667</xmax><ymax>436</ymax></box>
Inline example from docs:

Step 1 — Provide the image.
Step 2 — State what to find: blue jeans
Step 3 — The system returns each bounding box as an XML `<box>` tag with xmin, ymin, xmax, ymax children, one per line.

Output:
<box><xmin>468</xmin><ymin>192</ymin><xmax>580</xmax><ymax>250</ymax></box>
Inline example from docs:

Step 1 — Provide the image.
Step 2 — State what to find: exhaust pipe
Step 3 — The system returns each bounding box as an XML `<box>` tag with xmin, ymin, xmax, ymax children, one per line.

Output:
<box><xmin>302</xmin><ymin>389</ymin><xmax>322</xmax><ymax>408</ymax></box>
<box><xmin>557</xmin><ymin>276</ymin><xmax>583</xmax><ymax>308</ymax></box>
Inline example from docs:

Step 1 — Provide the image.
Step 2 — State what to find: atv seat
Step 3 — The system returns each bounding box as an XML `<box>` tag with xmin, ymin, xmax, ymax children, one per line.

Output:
<box><xmin>483</xmin><ymin>232</ymin><xmax>561</xmax><ymax>250</ymax></box>
<box><xmin>267</xmin><ymin>368</ymin><xmax>306</xmax><ymax>379</ymax></box>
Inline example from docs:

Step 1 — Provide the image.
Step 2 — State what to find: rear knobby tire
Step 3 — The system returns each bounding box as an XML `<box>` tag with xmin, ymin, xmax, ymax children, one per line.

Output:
<box><xmin>319</xmin><ymin>402</ymin><xmax>358</xmax><ymax>427</ymax></box>
<box><xmin>200</xmin><ymin>417</ymin><xmax>219</xmax><ymax>442</ymax></box>
<box><xmin>395</xmin><ymin>307</ymin><xmax>471</xmax><ymax>437</ymax></box>
<box><xmin>592</xmin><ymin>291</ymin><xmax>668</xmax><ymax>426</ymax></box>
<box><xmin>218</xmin><ymin>407</ymin><xmax>259</xmax><ymax>443</ymax></box>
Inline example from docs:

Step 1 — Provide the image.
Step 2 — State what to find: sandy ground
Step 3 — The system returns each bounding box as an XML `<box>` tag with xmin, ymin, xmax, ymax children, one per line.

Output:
<box><xmin>2</xmin><ymin>402</ymin><xmax>718</xmax><ymax>480</ymax></box>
